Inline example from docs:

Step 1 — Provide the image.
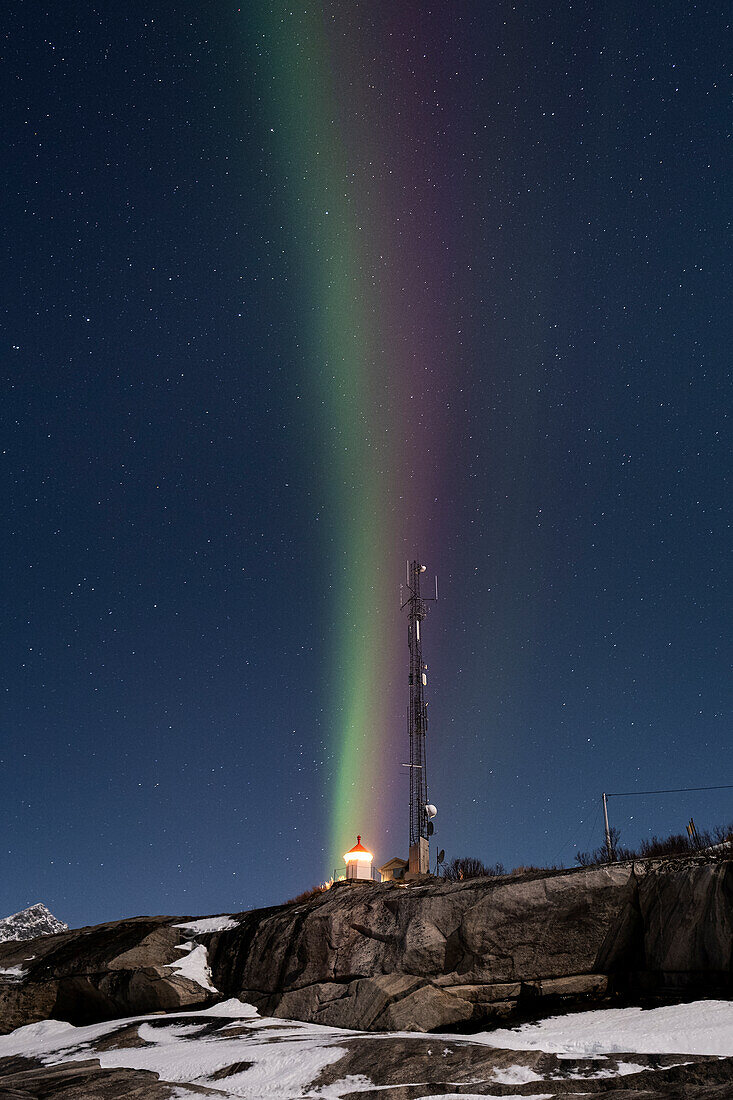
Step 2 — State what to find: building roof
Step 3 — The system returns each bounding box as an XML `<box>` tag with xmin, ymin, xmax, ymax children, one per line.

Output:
<box><xmin>344</xmin><ymin>835</ymin><xmax>372</xmax><ymax>860</ymax></box>
<box><xmin>378</xmin><ymin>856</ymin><xmax>409</xmax><ymax>871</ymax></box>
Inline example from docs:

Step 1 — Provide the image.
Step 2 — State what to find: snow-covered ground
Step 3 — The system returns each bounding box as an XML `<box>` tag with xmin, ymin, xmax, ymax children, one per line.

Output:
<box><xmin>0</xmin><ymin>998</ymin><xmax>731</xmax><ymax>1098</ymax></box>
<box><xmin>0</xmin><ymin>1002</ymin><xmax>350</xmax><ymax>1099</ymax></box>
<box><xmin>475</xmin><ymin>999</ymin><xmax>733</xmax><ymax>1057</ymax></box>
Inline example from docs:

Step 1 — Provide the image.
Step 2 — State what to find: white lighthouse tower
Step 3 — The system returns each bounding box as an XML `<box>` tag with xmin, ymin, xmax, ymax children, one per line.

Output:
<box><xmin>344</xmin><ymin>836</ymin><xmax>374</xmax><ymax>880</ymax></box>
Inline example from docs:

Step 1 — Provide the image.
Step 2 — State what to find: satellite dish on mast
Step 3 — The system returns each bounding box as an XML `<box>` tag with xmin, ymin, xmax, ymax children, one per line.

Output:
<box><xmin>425</xmin><ymin>804</ymin><xmax>437</xmax><ymax>819</ymax></box>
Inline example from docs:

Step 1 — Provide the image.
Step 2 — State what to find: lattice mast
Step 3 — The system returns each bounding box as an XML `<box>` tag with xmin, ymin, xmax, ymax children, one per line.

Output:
<box><xmin>401</xmin><ymin>560</ymin><xmax>437</xmax><ymax>863</ymax></box>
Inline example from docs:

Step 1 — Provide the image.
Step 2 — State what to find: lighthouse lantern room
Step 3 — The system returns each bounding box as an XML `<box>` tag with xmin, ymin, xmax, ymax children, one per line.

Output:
<box><xmin>344</xmin><ymin>836</ymin><xmax>374</xmax><ymax>880</ymax></box>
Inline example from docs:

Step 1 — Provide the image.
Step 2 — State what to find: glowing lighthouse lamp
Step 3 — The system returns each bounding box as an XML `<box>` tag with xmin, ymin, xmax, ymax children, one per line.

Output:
<box><xmin>343</xmin><ymin>836</ymin><xmax>375</xmax><ymax>881</ymax></box>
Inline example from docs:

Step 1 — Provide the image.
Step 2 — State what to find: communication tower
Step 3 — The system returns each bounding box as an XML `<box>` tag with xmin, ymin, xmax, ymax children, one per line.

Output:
<box><xmin>401</xmin><ymin>559</ymin><xmax>438</xmax><ymax>875</ymax></box>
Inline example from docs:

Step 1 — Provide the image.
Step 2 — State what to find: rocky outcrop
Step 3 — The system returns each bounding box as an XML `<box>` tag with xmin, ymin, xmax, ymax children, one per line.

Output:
<box><xmin>0</xmin><ymin>915</ymin><xmax>219</xmax><ymax>1034</ymax></box>
<box><xmin>1</xmin><ymin>857</ymin><xmax>731</xmax><ymax>1035</ymax></box>
<box><xmin>211</xmin><ymin>862</ymin><xmax>633</xmax><ymax>1028</ymax></box>
<box><xmin>637</xmin><ymin>861</ymin><xmax>733</xmax><ymax>989</ymax></box>
<box><xmin>205</xmin><ymin>858</ymin><xmax>733</xmax><ymax>1030</ymax></box>
<box><xmin>0</xmin><ymin>1055</ymin><xmax>174</xmax><ymax>1099</ymax></box>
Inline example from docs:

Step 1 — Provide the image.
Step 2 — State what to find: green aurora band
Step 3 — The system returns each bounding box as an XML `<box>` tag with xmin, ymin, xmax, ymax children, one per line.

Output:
<box><xmin>254</xmin><ymin>6</ymin><xmax>394</xmax><ymax>874</ymax></box>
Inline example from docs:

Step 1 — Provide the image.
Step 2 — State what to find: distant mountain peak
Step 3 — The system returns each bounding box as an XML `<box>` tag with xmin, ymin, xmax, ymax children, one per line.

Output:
<box><xmin>0</xmin><ymin>902</ymin><xmax>68</xmax><ymax>943</ymax></box>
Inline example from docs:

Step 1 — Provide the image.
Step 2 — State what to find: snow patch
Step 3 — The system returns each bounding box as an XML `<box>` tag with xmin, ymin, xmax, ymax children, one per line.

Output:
<box><xmin>200</xmin><ymin>998</ymin><xmax>260</xmax><ymax>1019</ymax></box>
<box><xmin>414</xmin><ymin>1095</ymin><xmax>553</xmax><ymax>1100</ymax></box>
<box><xmin>310</xmin><ymin>1076</ymin><xmax>377</xmax><ymax>1097</ymax></box>
<box><xmin>137</xmin><ymin>1023</ymin><xmax>209</xmax><ymax>1044</ymax></box>
<box><xmin>474</xmin><ymin>1000</ymin><xmax>733</xmax><ymax>1056</ymax></box>
<box><xmin>96</xmin><ymin>1022</ymin><xmax>348</xmax><ymax>1097</ymax></box>
<box><xmin>173</xmin><ymin>916</ymin><xmax>240</xmax><ymax>934</ymax></box>
<box><xmin>605</xmin><ymin>1060</ymin><xmax>648</xmax><ymax>1076</ymax></box>
<box><xmin>556</xmin><ymin>1059</ymin><xmax>653</xmax><ymax>1080</ymax></box>
<box><xmin>0</xmin><ymin>1002</ymin><xmax>261</xmax><ymax>1063</ymax></box>
<box><xmin>0</xmin><ymin>963</ymin><xmax>30</xmax><ymax>980</ymax></box>
<box><xmin>169</xmin><ymin>943</ymin><xmax>218</xmax><ymax>992</ymax></box>
<box><xmin>0</xmin><ymin>1017</ymin><xmax>124</xmax><ymax>1061</ymax></box>
<box><xmin>491</xmin><ymin>1064</ymin><xmax>544</xmax><ymax>1084</ymax></box>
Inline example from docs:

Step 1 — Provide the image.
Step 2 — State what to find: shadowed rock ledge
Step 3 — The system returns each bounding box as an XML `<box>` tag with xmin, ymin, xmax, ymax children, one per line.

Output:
<box><xmin>1</xmin><ymin>857</ymin><xmax>731</xmax><ymax>1034</ymax></box>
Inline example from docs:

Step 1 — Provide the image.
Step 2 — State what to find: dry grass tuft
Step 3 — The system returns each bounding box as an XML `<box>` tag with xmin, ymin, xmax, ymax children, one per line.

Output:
<box><xmin>285</xmin><ymin>882</ymin><xmax>331</xmax><ymax>905</ymax></box>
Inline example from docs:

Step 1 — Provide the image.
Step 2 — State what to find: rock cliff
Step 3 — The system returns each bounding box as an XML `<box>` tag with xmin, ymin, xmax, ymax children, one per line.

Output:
<box><xmin>206</xmin><ymin>858</ymin><xmax>732</xmax><ymax>1031</ymax></box>
<box><xmin>0</xmin><ymin>857</ymin><xmax>730</xmax><ymax>1035</ymax></box>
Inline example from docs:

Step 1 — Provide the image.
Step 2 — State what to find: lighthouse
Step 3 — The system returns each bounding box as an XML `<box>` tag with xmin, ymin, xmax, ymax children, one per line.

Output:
<box><xmin>344</xmin><ymin>836</ymin><xmax>374</xmax><ymax>881</ymax></box>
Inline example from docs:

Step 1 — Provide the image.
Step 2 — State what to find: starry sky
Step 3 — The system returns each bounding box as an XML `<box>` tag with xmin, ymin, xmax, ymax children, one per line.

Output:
<box><xmin>2</xmin><ymin>2</ymin><xmax>730</xmax><ymax>929</ymax></box>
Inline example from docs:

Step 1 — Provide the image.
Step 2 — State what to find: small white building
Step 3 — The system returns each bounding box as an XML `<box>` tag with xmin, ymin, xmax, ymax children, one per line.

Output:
<box><xmin>378</xmin><ymin>856</ymin><xmax>408</xmax><ymax>882</ymax></box>
<box><xmin>344</xmin><ymin>836</ymin><xmax>375</xmax><ymax>880</ymax></box>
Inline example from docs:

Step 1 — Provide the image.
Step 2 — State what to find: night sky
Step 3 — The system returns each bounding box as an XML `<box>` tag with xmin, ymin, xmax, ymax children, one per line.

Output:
<box><xmin>2</xmin><ymin>2</ymin><xmax>730</xmax><ymax>930</ymax></box>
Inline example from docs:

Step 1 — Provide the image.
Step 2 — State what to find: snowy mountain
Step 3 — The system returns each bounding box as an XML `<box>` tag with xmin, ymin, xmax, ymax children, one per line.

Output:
<box><xmin>0</xmin><ymin>903</ymin><xmax>67</xmax><ymax>943</ymax></box>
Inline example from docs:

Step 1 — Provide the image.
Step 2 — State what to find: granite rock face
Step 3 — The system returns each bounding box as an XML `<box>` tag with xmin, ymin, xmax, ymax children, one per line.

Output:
<box><xmin>204</xmin><ymin>863</ymin><xmax>637</xmax><ymax>1028</ymax></box>
<box><xmin>0</xmin><ymin>1056</ymin><xmax>174</xmax><ymax>1099</ymax></box>
<box><xmin>205</xmin><ymin>859</ymin><xmax>733</xmax><ymax>1030</ymax></box>
<box><xmin>0</xmin><ymin>916</ymin><xmax>219</xmax><ymax>1035</ymax></box>
<box><xmin>1</xmin><ymin>858</ymin><xmax>731</xmax><ymax>1035</ymax></box>
<box><xmin>638</xmin><ymin>861</ymin><xmax>733</xmax><ymax>987</ymax></box>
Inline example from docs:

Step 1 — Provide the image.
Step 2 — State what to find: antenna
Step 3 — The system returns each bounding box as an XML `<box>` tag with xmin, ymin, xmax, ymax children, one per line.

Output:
<box><xmin>401</xmin><ymin>558</ymin><xmax>438</xmax><ymax>875</ymax></box>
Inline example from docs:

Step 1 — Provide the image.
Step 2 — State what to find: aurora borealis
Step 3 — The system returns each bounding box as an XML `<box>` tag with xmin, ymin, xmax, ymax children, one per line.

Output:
<box><xmin>254</xmin><ymin>7</ymin><xmax>396</xmax><ymax>868</ymax></box>
<box><xmin>2</xmin><ymin>2</ymin><xmax>730</xmax><ymax>926</ymax></box>
<box><xmin>254</xmin><ymin>6</ymin><xmax>460</xmax><ymax>866</ymax></box>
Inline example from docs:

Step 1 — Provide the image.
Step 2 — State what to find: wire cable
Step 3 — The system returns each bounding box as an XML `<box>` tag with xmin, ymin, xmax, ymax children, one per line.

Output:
<box><xmin>551</xmin><ymin>802</ymin><xmax>601</xmax><ymax>867</ymax></box>
<box><xmin>607</xmin><ymin>784</ymin><xmax>733</xmax><ymax>797</ymax></box>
